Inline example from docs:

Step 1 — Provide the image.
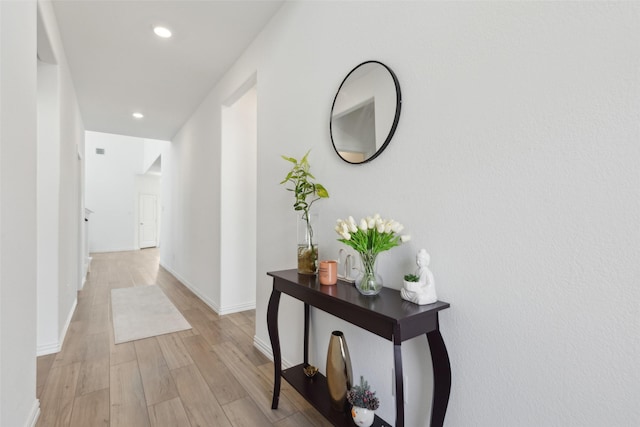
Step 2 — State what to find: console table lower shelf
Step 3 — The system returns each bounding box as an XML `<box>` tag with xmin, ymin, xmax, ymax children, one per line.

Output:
<box><xmin>267</xmin><ymin>269</ymin><xmax>451</xmax><ymax>427</ymax></box>
<box><xmin>282</xmin><ymin>363</ymin><xmax>392</xmax><ymax>427</ymax></box>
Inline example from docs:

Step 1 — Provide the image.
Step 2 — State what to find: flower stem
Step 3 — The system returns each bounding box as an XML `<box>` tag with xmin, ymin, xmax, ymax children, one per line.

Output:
<box><xmin>359</xmin><ymin>251</ymin><xmax>377</xmax><ymax>292</ymax></box>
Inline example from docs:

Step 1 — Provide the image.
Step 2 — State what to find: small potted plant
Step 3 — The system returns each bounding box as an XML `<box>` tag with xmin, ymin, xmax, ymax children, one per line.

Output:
<box><xmin>403</xmin><ymin>273</ymin><xmax>421</xmax><ymax>293</ymax></box>
<box><xmin>346</xmin><ymin>376</ymin><xmax>380</xmax><ymax>427</ymax></box>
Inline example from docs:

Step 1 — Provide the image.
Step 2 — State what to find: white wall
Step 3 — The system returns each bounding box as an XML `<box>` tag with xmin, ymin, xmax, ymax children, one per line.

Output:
<box><xmin>36</xmin><ymin>0</ymin><xmax>87</xmax><ymax>360</ymax></box>
<box><xmin>37</xmin><ymin>58</ymin><xmax>61</xmax><ymax>354</ymax></box>
<box><xmin>220</xmin><ymin>83</ymin><xmax>257</xmax><ymax>314</ymax></box>
<box><xmin>86</xmin><ymin>131</ymin><xmax>143</xmax><ymax>252</ymax></box>
<box><xmin>2</xmin><ymin>2</ymin><xmax>86</xmax><ymax>423</ymax></box>
<box><xmin>56</xmin><ymin>56</ymin><xmax>83</xmax><ymax>347</ymax></box>
<box><xmin>0</xmin><ymin>1</ymin><xmax>40</xmax><ymax>425</ymax></box>
<box><xmin>165</xmin><ymin>2</ymin><xmax>639</xmax><ymax>426</ymax></box>
<box><xmin>143</xmin><ymin>138</ymin><xmax>164</xmax><ymax>173</ymax></box>
<box><xmin>162</xmin><ymin>92</ymin><xmax>222</xmax><ymax>311</ymax></box>
<box><xmin>85</xmin><ymin>131</ymin><xmax>168</xmax><ymax>253</ymax></box>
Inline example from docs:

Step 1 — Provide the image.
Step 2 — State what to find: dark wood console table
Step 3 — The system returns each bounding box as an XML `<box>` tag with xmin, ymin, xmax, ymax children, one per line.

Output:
<box><xmin>267</xmin><ymin>269</ymin><xmax>451</xmax><ymax>427</ymax></box>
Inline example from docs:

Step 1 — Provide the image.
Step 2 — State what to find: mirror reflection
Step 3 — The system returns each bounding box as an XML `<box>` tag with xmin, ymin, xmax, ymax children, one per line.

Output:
<box><xmin>330</xmin><ymin>61</ymin><xmax>401</xmax><ymax>164</ymax></box>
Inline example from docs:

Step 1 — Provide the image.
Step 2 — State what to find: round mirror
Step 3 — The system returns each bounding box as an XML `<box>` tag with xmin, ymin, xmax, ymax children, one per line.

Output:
<box><xmin>330</xmin><ymin>61</ymin><xmax>401</xmax><ymax>164</ymax></box>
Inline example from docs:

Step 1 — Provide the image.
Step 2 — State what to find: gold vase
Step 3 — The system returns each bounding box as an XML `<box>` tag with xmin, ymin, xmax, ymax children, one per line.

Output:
<box><xmin>326</xmin><ymin>331</ymin><xmax>353</xmax><ymax>411</ymax></box>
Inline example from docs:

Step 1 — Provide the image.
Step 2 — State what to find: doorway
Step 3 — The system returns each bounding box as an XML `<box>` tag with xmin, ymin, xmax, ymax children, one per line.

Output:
<box><xmin>220</xmin><ymin>75</ymin><xmax>257</xmax><ymax>313</ymax></box>
<box><xmin>139</xmin><ymin>193</ymin><xmax>158</xmax><ymax>248</ymax></box>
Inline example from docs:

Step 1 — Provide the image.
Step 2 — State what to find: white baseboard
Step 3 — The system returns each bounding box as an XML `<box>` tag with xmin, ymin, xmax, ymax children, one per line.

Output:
<box><xmin>37</xmin><ymin>297</ymin><xmax>77</xmax><ymax>356</ymax></box>
<box><xmin>90</xmin><ymin>247</ymin><xmax>137</xmax><ymax>254</ymax></box>
<box><xmin>219</xmin><ymin>301</ymin><xmax>256</xmax><ymax>316</ymax></box>
<box><xmin>24</xmin><ymin>399</ymin><xmax>40</xmax><ymax>427</ymax></box>
<box><xmin>81</xmin><ymin>256</ymin><xmax>93</xmax><ymax>290</ymax></box>
<box><xmin>36</xmin><ymin>341</ymin><xmax>60</xmax><ymax>356</ymax></box>
<box><xmin>253</xmin><ymin>335</ymin><xmax>293</xmax><ymax>369</ymax></box>
<box><xmin>80</xmin><ymin>256</ymin><xmax>92</xmax><ymax>290</ymax></box>
<box><xmin>160</xmin><ymin>263</ymin><xmax>256</xmax><ymax>316</ymax></box>
<box><xmin>59</xmin><ymin>297</ymin><xmax>77</xmax><ymax>351</ymax></box>
<box><xmin>158</xmin><ymin>264</ymin><xmax>292</xmax><ymax>370</ymax></box>
<box><xmin>160</xmin><ymin>262</ymin><xmax>221</xmax><ymax>314</ymax></box>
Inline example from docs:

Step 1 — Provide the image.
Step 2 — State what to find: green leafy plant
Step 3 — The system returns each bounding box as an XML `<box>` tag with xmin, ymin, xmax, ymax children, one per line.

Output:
<box><xmin>281</xmin><ymin>150</ymin><xmax>329</xmax><ymax>272</ymax></box>
<box><xmin>346</xmin><ymin>376</ymin><xmax>380</xmax><ymax>411</ymax></box>
<box><xmin>280</xmin><ymin>150</ymin><xmax>329</xmax><ymax>216</ymax></box>
<box><xmin>404</xmin><ymin>274</ymin><xmax>419</xmax><ymax>282</ymax></box>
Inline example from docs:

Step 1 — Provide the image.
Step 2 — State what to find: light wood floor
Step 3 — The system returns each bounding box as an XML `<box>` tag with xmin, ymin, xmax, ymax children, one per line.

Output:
<box><xmin>36</xmin><ymin>249</ymin><xmax>331</xmax><ymax>427</ymax></box>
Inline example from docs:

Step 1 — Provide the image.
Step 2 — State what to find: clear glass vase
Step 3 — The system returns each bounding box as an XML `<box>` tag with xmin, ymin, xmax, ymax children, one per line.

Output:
<box><xmin>297</xmin><ymin>212</ymin><xmax>318</xmax><ymax>274</ymax></box>
<box><xmin>356</xmin><ymin>251</ymin><xmax>383</xmax><ymax>295</ymax></box>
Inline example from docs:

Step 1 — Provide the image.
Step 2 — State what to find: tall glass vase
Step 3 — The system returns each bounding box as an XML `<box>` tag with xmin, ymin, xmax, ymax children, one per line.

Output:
<box><xmin>356</xmin><ymin>251</ymin><xmax>383</xmax><ymax>295</ymax></box>
<box><xmin>297</xmin><ymin>212</ymin><xmax>318</xmax><ymax>274</ymax></box>
<box><xmin>326</xmin><ymin>331</ymin><xmax>353</xmax><ymax>411</ymax></box>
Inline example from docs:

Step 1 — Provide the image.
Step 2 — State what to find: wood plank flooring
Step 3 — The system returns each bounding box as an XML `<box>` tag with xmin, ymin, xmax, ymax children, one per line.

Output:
<box><xmin>37</xmin><ymin>249</ymin><xmax>331</xmax><ymax>427</ymax></box>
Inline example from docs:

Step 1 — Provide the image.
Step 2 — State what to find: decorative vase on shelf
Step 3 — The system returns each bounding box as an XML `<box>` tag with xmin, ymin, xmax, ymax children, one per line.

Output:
<box><xmin>351</xmin><ymin>406</ymin><xmax>376</xmax><ymax>427</ymax></box>
<box><xmin>326</xmin><ymin>331</ymin><xmax>353</xmax><ymax>411</ymax></box>
<box><xmin>297</xmin><ymin>212</ymin><xmax>318</xmax><ymax>275</ymax></box>
<box><xmin>336</xmin><ymin>214</ymin><xmax>411</xmax><ymax>295</ymax></box>
<box><xmin>356</xmin><ymin>251</ymin><xmax>383</xmax><ymax>296</ymax></box>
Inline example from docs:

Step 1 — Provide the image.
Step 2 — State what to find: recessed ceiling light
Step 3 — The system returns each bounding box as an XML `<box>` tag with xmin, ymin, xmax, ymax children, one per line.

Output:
<box><xmin>132</xmin><ymin>112</ymin><xmax>144</xmax><ymax>119</ymax></box>
<box><xmin>153</xmin><ymin>26</ymin><xmax>172</xmax><ymax>38</ymax></box>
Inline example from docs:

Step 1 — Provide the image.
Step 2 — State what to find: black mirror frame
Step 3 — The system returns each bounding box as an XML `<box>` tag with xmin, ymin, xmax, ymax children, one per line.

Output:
<box><xmin>329</xmin><ymin>60</ymin><xmax>402</xmax><ymax>164</ymax></box>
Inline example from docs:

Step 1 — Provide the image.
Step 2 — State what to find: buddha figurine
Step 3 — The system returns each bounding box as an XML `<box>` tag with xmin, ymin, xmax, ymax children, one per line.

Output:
<box><xmin>401</xmin><ymin>249</ymin><xmax>437</xmax><ymax>305</ymax></box>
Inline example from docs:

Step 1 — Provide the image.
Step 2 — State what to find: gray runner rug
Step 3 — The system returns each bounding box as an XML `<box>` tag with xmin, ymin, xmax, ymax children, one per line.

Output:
<box><xmin>111</xmin><ymin>285</ymin><xmax>191</xmax><ymax>344</ymax></box>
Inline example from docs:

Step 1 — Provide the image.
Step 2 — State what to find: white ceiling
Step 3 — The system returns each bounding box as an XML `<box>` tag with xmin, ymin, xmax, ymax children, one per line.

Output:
<box><xmin>51</xmin><ymin>0</ymin><xmax>283</xmax><ymax>141</ymax></box>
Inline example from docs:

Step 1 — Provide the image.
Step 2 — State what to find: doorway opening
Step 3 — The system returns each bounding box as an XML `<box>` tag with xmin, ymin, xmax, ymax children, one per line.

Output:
<box><xmin>137</xmin><ymin>153</ymin><xmax>163</xmax><ymax>250</ymax></box>
<box><xmin>139</xmin><ymin>193</ymin><xmax>159</xmax><ymax>248</ymax></box>
<box><xmin>220</xmin><ymin>75</ymin><xmax>257</xmax><ymax>314</ymax></box>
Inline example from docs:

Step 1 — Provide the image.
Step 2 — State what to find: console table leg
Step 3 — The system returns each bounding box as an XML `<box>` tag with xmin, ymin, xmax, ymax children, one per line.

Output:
<box><xmin>427</xmin><ymin>328</ymin><xmax>451</xmax><ymax>427</ymax></box>
<box><xmin>267</xmin><ymin>289</ymin><xmax>282</xmax><ymax>409</ymax></box>
<box><xmin>304</xmin><ymin>303</ymin><xmax>310</xmax><ymax>366</ymax></box>
<box><xmin>393</xmin><ymin>336</ymin><xmax>405</xmax><ymax>427</ymax></box>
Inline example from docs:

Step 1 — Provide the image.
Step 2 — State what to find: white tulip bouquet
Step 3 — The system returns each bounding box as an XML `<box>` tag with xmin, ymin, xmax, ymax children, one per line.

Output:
<box><xmin>335</xmin><ymin>214</ymin><xmax>410</xmax><ymax>254</ymax></box>
<box><xmin>335</xmin><ymin>214</ymin><xmax>411</xmax><ymax>295</ymax></box>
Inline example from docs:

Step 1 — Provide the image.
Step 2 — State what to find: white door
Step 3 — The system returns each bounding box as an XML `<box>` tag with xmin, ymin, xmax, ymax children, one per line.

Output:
<box><xmin>139</xmin><ymin>194</ymin><xmax>158</xmax><ymax>248</ymax></box>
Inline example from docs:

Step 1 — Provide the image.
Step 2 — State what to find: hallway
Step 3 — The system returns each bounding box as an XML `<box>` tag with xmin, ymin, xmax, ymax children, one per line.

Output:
<box><xmin>36</xmin><ymin>249</ymin><xmax>330</xmax><ymax>426</ymax></box>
